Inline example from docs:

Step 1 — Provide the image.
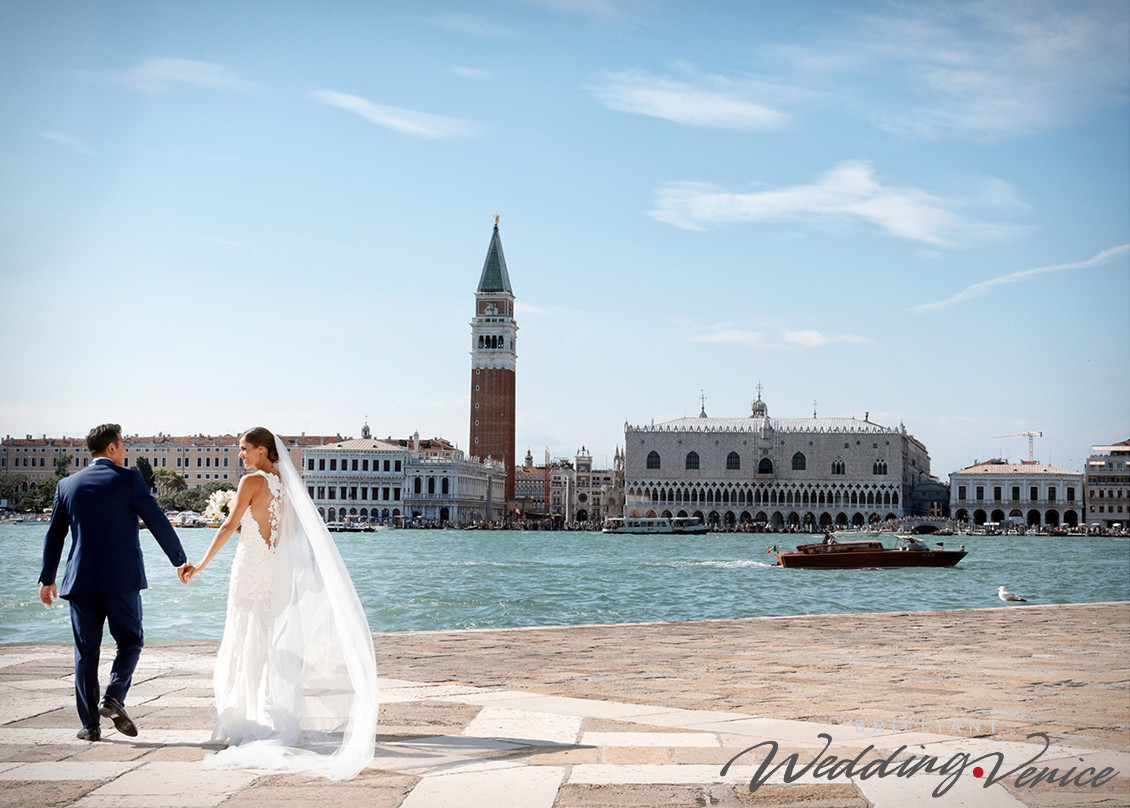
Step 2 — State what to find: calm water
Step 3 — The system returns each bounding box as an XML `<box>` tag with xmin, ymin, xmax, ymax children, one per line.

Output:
<box><xmin>2</xmin><ymin>523</ymin><xmax>1128</xmax><ymax>644</ymax></box>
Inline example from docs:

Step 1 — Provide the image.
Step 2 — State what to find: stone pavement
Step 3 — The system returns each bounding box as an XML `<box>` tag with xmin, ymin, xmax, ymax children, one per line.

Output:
<box><xmin>1</xmin><ymin>602</ymin><xmax>1127</xmax><ymax>807</ymax></box>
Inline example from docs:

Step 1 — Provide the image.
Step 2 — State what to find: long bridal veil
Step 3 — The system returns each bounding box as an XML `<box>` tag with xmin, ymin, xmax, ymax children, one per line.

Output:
<box><xmin>205</xmin><ymin>433</ymin><xmax>378</xmax><ymax>779</ymax></box>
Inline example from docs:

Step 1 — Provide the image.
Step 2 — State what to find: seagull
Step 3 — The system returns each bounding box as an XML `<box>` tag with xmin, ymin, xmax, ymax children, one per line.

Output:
<box><xmin>997</xmin><ymin>586</ymin><xmax>1028</xmax><ymax>607</ymax></box>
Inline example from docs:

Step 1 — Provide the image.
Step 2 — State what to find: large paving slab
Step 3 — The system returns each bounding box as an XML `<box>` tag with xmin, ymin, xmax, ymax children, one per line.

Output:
<box><xmin>0</xmin><ymin>602</ymin><xmax>1126</xmax><ymax>807</ymax></box>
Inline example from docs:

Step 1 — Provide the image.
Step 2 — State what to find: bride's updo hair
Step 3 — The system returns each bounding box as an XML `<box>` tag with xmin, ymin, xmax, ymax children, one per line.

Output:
<box><xmin>241</xmin><ymin>426</ymin><xmax>280</xmax><ymax>463</ymax></box>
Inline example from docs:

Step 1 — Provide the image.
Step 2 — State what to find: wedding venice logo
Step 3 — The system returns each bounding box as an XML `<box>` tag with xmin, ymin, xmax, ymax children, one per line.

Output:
<box><xmin>720</xmin><ymin>732</ymin><xmax>1121</xmax><ymax>799</ymax></box>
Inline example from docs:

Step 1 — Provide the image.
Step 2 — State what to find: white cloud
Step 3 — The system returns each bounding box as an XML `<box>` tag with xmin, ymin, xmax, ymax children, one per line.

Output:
<box><xmin>650</xmin><ymin>161</ymin><xmax>1007</xmax><ymax>245</ymax></box>
<box><xmin>914</xmin><ymin>244</ymin><xmax>1130</xmax><ymax>310</ymax></box>
<box><xmin>768</xmin><ymin>0</ymin><xmax>1129</xmax><ymax>140</ymax></box>
<box><xmin>313</xmin><ymin>90</ymin><xmax>478</xmax><ymax>139</ymax></box>
<box><xmin>452</xmin><ymin>66</ymin><xmax>491</xmax><ymax>79</ymax></box>
<box><xmin>589</xmin><ymin>68</ymin><xmax>788</xmax><ymax>130</ymax></box>
<box><xmin>427</xmin><ymin>13</ymin><xmax>519</xmax><ymax>38</ymax></box>
<box><xmin>782</xmin><ymin>330</ymin><xmax>870</xmax><ymax>348</ymax></box>
<box><xmin>512</xmin><ymin>0</ymin><xmax>642</xmax><ymax>23</ymax></box>
<box><xmin>108</xmin><ymin>58</ymin><xmax>255</xmax><ymax>93</ymax></box>
<box><xmin>40</xmin><ymin>131</ymin><xmax>90</xmax><ymax>154</ymax></box>
<box><xmin>687</xmin><ymin>322</ymin><xmax>870</xmax><ymax>351</ymax></box>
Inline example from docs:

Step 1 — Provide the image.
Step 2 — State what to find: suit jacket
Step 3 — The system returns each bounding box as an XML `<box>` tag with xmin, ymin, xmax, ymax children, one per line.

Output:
<box><xmin>39</xmin><ymin>458</ymin><xmax>187</xmax><ymax>598</ymax></box>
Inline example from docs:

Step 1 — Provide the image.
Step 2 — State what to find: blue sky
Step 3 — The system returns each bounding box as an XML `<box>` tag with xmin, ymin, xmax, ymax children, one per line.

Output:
<box><xmin>1</xmin><ymin>0</ymin><xmax>1127</xmax><ymax>478</ymax></box>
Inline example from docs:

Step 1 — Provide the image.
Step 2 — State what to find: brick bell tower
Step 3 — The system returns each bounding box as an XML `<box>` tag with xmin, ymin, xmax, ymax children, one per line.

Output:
<box><xmin>470</xmin><ymin>215</ymin><xmax>517</xmax><ymax>505</ymax></box>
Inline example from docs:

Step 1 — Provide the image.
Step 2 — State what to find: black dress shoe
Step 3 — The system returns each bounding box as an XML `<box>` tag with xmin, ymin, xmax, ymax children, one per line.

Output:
<box><xmin>99</xmin><ymin>696</ymin><xmax>138</xmax><ymax>737</ymax></box>
<box><xmin>77</xmin><ymin>726</ymin><xmax>101</xmax><ymax>742</ymax></box>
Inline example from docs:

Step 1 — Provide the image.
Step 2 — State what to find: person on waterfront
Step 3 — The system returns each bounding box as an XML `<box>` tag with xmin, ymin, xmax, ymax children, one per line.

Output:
<box><xmin>38</xmin><ymin>423</ymin><xmax>190</xmax><ymax>742</ymax></box>
<box><xmin>182</xmin><ymin>427</ymin><xmax>377</xmax><ymax>780</ymax></box>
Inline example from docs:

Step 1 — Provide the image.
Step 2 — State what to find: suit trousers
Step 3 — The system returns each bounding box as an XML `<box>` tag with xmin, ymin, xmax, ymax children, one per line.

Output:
<box><xmin>68</xmin><ymin>592</ymin><xmax>144</xmax><ymax>729</ymax></box>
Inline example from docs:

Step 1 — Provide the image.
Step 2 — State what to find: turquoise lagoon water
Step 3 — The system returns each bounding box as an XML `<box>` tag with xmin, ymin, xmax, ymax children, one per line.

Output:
<box><xmin>2</xmin><ymin>523</ymin><xmax>1127</xmax><ymax>644</ymax></box>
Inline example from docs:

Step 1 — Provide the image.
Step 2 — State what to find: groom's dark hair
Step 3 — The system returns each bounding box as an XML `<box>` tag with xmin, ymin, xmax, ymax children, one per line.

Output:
<box><xmin>87</xmin><ymin>423</ymin><xmax>123</xmax><ymax>456</ymax></box>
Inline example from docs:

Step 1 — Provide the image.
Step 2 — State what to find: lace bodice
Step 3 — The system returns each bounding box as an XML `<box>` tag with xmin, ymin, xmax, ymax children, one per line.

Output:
<box><xmin>239</xmin><ymin>470</ymin><xmax>283</xmax><ymax>549</ymax></box>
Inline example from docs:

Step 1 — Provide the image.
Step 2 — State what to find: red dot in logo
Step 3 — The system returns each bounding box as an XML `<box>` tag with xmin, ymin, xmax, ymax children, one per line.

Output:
<box><xmin>973</xmin><ymin>767</ymin><xmax>984</xmax><ymax>778</ymax></box>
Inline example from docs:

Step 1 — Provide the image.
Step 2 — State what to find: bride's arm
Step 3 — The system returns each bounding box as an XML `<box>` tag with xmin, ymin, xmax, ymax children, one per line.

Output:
<box><xmin>185</xmin><ymin>474</ymin><xmax>264</xmax><ymax>581</ymax></box>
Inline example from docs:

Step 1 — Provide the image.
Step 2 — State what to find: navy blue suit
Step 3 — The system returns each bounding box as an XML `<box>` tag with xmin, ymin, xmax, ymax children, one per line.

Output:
<box><xmin>39</xmin><ymin>458</ymin><xmax>187</xmax><ymax>730</ymax></box>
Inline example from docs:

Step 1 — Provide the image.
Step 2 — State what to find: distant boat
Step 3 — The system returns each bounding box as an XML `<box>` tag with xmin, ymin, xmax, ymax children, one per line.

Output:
<box><xmin>775</xmin><ymin>535</ymin><xmax>966</xmax><ymax>569</ymax></box>
<box><xmin>602</xmin><ymin>516</ymin><xmax>709</xmax><ymax>535</ymax></box>
<box><xmin>327</xmin><ymin>522</ymin><xmax>376</xmax><ymax>533</ymax></box>
<box><xmin>173</xmin><ymin>511</ymin><xmax>208</xmax><ymax>527</ymax></box>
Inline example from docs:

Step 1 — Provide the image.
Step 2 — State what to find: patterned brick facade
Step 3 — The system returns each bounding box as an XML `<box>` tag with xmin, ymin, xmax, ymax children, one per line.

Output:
<box><xmin>624</xmin><ymin>395</ymin><xmax>931</xmax><ymax>530</ymax></box>
<box><xmin>469</xmin><ymin>218</ymin><xmax>518</xmax><ymax>505</ymax></box>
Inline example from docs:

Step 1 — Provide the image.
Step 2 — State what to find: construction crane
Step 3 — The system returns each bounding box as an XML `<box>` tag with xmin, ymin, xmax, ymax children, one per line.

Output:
<box><xmin>992</xmin><ymin>431</ymin><xmax>1043</xmax><ymax>462</ymax></box>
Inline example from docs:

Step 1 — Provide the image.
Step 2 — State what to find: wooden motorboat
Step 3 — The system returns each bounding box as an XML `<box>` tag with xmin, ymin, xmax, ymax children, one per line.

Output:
<box><xmin>775</xmin><ymin>535</ymin><xmax>966</xmax><ymax>569</ymax></box>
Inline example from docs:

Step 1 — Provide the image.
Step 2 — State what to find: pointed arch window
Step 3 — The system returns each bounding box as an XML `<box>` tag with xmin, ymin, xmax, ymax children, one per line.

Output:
<box><xmin>685</xmin><ymin>451</ymin><xmax>700</xmax><ymax>470</ymax></box>
<box><xmin>758</xmin><ymin>457</ymin><xmax>774</xmax><ymax>474</ymax></box>
<box><xmin>873</xmin><ymin>460</ymin><xmax>888</xmax><ymax>475</ymax></box>
<box><xmin>792</xmin><ymin>452</ymin><xmax>807</xmax><ymax>471</ymax></box>
<box><xmin>646</xmin><ymin>451</ymin><xmax>661</xmax><ymax>469</ymax></box>
<box><xmin>831</xmin><ymin>459</ymin><xmax>846</xmax><ymax>475</ymax></box>
<box><xmin>726</xmin><ymin>451</ymin><xmax>741</xmax><ymax>470</ymax></box>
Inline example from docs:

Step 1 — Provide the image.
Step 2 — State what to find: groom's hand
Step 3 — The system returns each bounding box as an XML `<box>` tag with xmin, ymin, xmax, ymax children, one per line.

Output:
<box><xmin>177</xmin><ymin>563</ymin><xmax>194</xmax><ymax>584</ymax></box>
<box><xmin>39</xmin><ymin>583</ymin><xmax>57</xmax><ymax>606</ymax></box>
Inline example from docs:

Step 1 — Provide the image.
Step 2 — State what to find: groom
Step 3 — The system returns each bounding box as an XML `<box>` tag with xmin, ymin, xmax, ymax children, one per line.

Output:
<box><xmin>38</xmin><ymin>423</ymin><xmax>191</xmax><ymax>741</ymax></box>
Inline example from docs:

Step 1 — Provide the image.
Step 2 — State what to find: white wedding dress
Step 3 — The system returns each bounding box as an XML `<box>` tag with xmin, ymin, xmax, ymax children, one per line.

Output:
<box><xmin>204</xmin><ymin>435</ymin><xmax>378</xmax><ymax>780</ymax></box>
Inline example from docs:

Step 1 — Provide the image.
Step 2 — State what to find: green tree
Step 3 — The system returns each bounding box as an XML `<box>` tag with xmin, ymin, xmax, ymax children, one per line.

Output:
<box><xmin>173</xmin><ymin>488</ymin><xmax>208</xmax><ymax>512</ymax></box>
<box><xmin>20</xmin><ymin>477</ymin><xmax>59</xmax><ymax>513</ymax></box>
<box><xmin>0</xmin><ymin>473</ymin><xmax>28</xmax><ymax>507</ymax></box>
<box><xmin>54</xmin><ymin>454</ymin><xmax>72</xmax><ymax>479</ymax></box>
<box><xmin>135</xmin><ymin>456</ymin><xmax>156</xmax><ymax>492</ymax></box>
<box><xmin>154</xmin><ymin>469</ymin><xmax>188</xmax><ymax>499</ymax></box>
<box><xmin>202</xmin><ymin>480</ymin><xmax>236</xmax><ymax>495</ymax></box>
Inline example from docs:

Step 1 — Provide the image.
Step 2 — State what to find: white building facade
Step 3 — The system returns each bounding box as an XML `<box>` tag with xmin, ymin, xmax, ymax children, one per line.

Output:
<box><xmin>624</xmin><ymin>395</ymin><xmax>930</xmax><ymax>530</ymax></box>
<box><xmin>301</xmin><ymin>431</ymin><xmax>409</xmax><ymax>522</ymax></box>
<box><xmin>949</xmin><ymin>461</ymin><xmax>1084</xmax><ymax>528</ymax></box>
<box><xmin>1084</xmin><ymin>440</ymin><xmax>1129</xmax><ymax>530</ymax></box>
<box><xmin>404</xmin><ymin>438</ymin><xmax>506</xmax><ymax>524</ymax></box>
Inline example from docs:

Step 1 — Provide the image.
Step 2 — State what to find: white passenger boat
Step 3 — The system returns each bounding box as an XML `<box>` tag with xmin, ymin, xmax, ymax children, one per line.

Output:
<box><xmin>602</xmin><ymin>516</ymin><xmax>709</xmax><ymax>535</ymax></box>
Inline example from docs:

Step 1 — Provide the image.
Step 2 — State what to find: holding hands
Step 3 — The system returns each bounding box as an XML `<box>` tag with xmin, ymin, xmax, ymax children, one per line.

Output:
<box><xmin>177</xmin><ymin>563</ymin><xmax>197</xmax><ymax>584</ymax></box>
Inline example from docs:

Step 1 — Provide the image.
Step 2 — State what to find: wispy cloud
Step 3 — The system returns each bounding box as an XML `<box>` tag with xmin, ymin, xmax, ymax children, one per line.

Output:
<box><xmin>589</xmin><ymin>67</ymin><xmax>788</xmax><ymax>130</ymax></box>
<box><xmin>91</xmin><ymin>58</ymin><xmax>255</xmax><ymax>93</ymax></box>
<box><xmin>687</xmin><ymin>321</ymin><xmax>870</xmax><ymax>351</ymax></box>
<box><xmin>40</xmin><ymin>131</ymin><xmax>90</xmax><ymax>154</ymax></box>
<box><xmin>313</xmin><ymin>90</ymin><xmax>478</xmax><ymax>139</ymax></box>
<box><xmin>651</xmin><ymin>161</ymin><xmax>1017</xmax><ymax>245</ymax></box>
<box><xmin>452</xmin><ymin>66</ymin><xmax>491</xmax><ymax>79</ymax></box>
<box><xmin>427</xmin><ymin>12</ymin><xmax>519</xmax><ymax>38</ymax></box>
<box><xmin>202</xmin><ymin>236</ymin><xmax>258</xmax><ymax>254</ymax></box>
<box><xmin>914</xmin><ymin>244</ymin><xmax>1130</xmax><ymax>310</ymax></box>
<box><xmin>513</xmin><ymin>0</ymin><xmax>643</xmax><ymax>24</ymax></box>
<box><xmin>767</xmin><ymin>1</ymin><xmax>1129</xmax><ymax>140</ymax></box>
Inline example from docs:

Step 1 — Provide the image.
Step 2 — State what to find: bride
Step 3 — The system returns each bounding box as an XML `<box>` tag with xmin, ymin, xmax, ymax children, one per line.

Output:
<box><xmin>184</xmin><ymin>427</ymin><xmax>377</xmax><ymax>779</ymax></box>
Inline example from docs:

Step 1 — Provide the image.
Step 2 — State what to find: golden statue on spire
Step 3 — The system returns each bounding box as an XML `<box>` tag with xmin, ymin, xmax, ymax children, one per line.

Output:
<box><xmin>494</xmin><ymin>214</ymin><xmax>500</xmax><ymax>226</ymax></box>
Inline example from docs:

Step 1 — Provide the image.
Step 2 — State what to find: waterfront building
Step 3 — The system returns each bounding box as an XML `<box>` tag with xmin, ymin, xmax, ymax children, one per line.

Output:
<box><xmin>1</xmin><ymin>432</ymin><xmax>340</xmax><ymax>494</ymax></box>
<box><xmin>469</xmin><ymin>216</ymin><xmax>517</xmax><ymax>504</ymax></box>
<box><xmin>301</xmin><ymin>424</ymin><xmax>409</xmax><ymax>522</ymax></box>
<box><xmin>513</xmin><ymin>448</ymin><xmax>624</xmax><ymax>526</ymax></box>
<box><xmin>949</xmin><ymin>460</ymin><xmax>1084</xmax><ymax>528</ymax></box>
<box><xmin>403</xmin><ymin>432</ymin><xmax>506</xmax><ymax>524</ymax></box>
<box><xmin>1085</xmin><ymin>440</ymin><xmax>1130</xmax><ymax>530</ymax></box>
<box><xmin>514</xmin><ymin>449</ymin><xmax>551</xmax><ymax>517</ymax></box>
<box><xmin>623</xmin><ymin>392</ymin><xmax>931</xmax><ymax>530</ymax></box>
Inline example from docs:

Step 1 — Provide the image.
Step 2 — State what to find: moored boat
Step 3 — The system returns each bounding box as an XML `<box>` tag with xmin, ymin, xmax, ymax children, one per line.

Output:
<box><xmin>602</xmin><ymin>516</ymin><xmax>708</xmax><ymax>535</ymax></box>
<box><xmin>775</xmin><ymin>534</ymin><xmax>966</xmax><ymax>568</ymax></box>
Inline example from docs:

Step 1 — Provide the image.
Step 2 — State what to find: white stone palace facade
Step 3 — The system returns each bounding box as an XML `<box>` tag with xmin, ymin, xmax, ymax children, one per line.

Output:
<box><xmin>623</xmin><ymin>395</ymin><xmax>931</xmax><ymax>530</ymax></box>
<box><xmin>302</xmin><ymin>431</ymin><xmax>410</xmax><ymax>522</ymax></box>
<box><xmin>949</xmin><ymin>460</ymin><xmax>1084</xmax><ymax>528</ymax></box>
<box><xmin>403</xmin><ymin>432</ymin><xmax>506</xmax><ymax>524</ymax></box>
